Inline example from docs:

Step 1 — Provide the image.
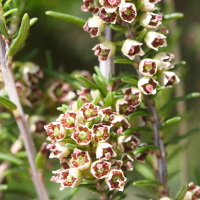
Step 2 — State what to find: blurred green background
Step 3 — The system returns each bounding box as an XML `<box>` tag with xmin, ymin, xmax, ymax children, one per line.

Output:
<box><xmin>3</xmin><ymin>0</ymin><xmax>200</xmax><ymax>199</ymax></box>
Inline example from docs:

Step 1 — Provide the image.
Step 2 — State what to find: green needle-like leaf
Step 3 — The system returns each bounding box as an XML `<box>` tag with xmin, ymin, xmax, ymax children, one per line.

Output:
<box><xmin>83</xmin><ymin>177</ymin><xmax>96</xmax><ymax>182</ymax></box>
<box><xmin>163</xmin><ymin>12</ymin><xmax>184</xmax><ymax>21</ymax></box>
<box><xmin>0</xmin><ymin>112</ymin><xmax>11</xmax><ymax>119</ymax></box>
<box><xmin>94</xmin><ymin>66</ymin><xmax>106</xmax><ymax>85</ymax></box>
<box><xmin>160</xmin><ymin>93</ymin><xmax>200</xmax><ymax>111</ymax></box>
<box><xmin>92</xmin><ymin>74</ymin><xmax>108</xmax><ymax>96</ymax></box>
<box><xmin>123</xmin><ymin>127</ymin><xmax>151</xmax><ymax>135</ymax></box>
<box><xmin>134</xmin><ymin>145</ymin><xmax>159</xmax><ymax>155</ymax></box>
<box><xmin>109</xmin><ymin>24</ymin><xmax>127</xmax><ymax>32</ymax></box>
<box><xmin>114</xmin><ymin>58</ymin><xmax>137</xmax><ymax>65</ymax></box>
<box><xmin>76</xmin><ymin>75</ymin><xmax>98</xmax><ymax>90</ymax></box>
<box><xmin>128</xmin><ymin>111</ymin><xmax>152</xmax><ymax>119</ymax></box>
<box><xmin>133</xmin><ymin>180</ymin><xmax>163</xmax><ymax>187</ymax></box>
<box><xmin>8</xmin><ymin>13</ymin><xmax>30</xmax><ymax>56</ymax></box>
<box><xmin>89</xmin><ymin>116</ymin><xmax>100</xmax><ymax>129</ymax></box>
<box><xmin>77</xmin><ymin>97</ymin><xmax>84</xmax><ymax>110</ymax></box>
<box><xmin>46</xmin><ymin>11</ymin><xmax>86</xmax><ymax>26</ymax></box>
<box><xmin>63</xmin><ymin>188</ymin><xmax>80</xmax><ymax>200</ymax></box>
<box><xmin>113</xmin><ymin>197</ymin><xmax>120</xmax><ymax>200</ymax></box>
<box><xmin>160</xmin><ymin>117</ymin><xmax>181</xmax><ymax>130</ymax></box>
<box><xmin>136</xmin><ymin>1</ymin><xmax>144</xmax><ymax>10</ymax></box>
<box><xmin>174</xmin><ymin>183</ymin><xmax>188</xmax><ymax>200</ymax></box>
<box><xmin>92</xmin><ymin>96</ymin><xmax>99</xmax><ymax>105</ymax></box>
<box><xmin>0</xmin><ymin>96</ymin><xmax>17</xmax><ymax>110</ymax></box>
<box><xmin>3</xmin><ymin>8</ymin><xmax>18</xmax><ymax>17</ymax></box>
<box><xmin>0</xmin><ymin>153</ymin><xmax>25</xmax><ymax>166</ymax></box>
<box><xmin>35</xmin><ymin>152</ymin><xmax>47</xmax><ymax>169</ymax></box>
<box><xmin>105</xmin><ymin>92</ymin><xmax>114</xmax><ymax>107</ymax></box>
<box><xmin>86</xmin><ymin>188</ymin><xmax>102</xmax><ymax>196</ymax></box>
<box><xmin>57</xmin><ymin>104</ymin><xmax>72</xmax><ymax>113</ymax></box>
<box><xmin>121</xmin><ymin>77</ymin><xmax>138</xmax><ymax>87</ymax></box>
<box><xmin>0</xmin><ymin>19</ymin><xmax>10</xmax><ymax>38</ymax></box>
<box><xmin>166</xmin><ymin>127</ymin><xmax>200</xmax><ymax>146</ymax></box>
<box><xmin>124</xmin><ymin>180</ymin><xmax>134</xmax><ymax>190</ymax></box>
<box><xmin>77</xmin><ymin>184</ymin><xmax>96</xmax><ymax>189</ymax></box>
<box><xmin>65</xmin><ymin>143</ymin><xmax>85</xmax><ymax>151</ymax></box>
<box><xmin>136</xmin><ymin>28</ymin><xmax>147</xmax><ymax>42</ymax></box>
<box><xmin>30</xmin><ymin>17</ymin><xmax>38</xmax><ymax>26</ymax></box>
<box><xmin>0</xmin><ymin>184</ymin><xmax>8</xmax><ymax>192</ymax></box>
<box><xmin>172</xmin><ymin>61</ymin><xmax>186</xmax><ymax>70</ymax></box>
<box><xmin>3</xmin><ymin>0</ymin><xmax>11</xmax><ymax>8</ymax></box>
<box><xmin>108</xmin><ymin>74</ymin><xmax>138</xmax><ymax>82</ymax></box>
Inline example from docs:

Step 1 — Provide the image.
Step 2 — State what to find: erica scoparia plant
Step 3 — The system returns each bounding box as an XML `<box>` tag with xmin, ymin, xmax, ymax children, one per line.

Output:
<box><xmin>45</xmin><ymin>0</ymin><xmax>200</xmax><ymax>200</ymax></box>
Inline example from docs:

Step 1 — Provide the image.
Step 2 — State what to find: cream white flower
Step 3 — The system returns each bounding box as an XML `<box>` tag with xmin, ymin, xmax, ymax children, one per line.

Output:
<box><xmin>158</xmin><ymin>71</ymin><xmax>180</xmax><ymax>88</ymax></box>
<box><xmin>110</xmin><ymin>159</ymin><xmax>123</xmax><ymax>169</ymax></box>
<box><xmin>83</xmin><ymin>16</ymin><xmax>105</xmax><ymax>38</ymax></box>
<box><xmin>29</xmin><ymin>115</ymin><xmax>46</xmax><ymax>135</ymax></box>
<box><xmin>92</xmin><ymin>40</ymin><xmax>116</xmax><ymax>61</ymax></box>
<box><xmin>99</xmin><ymin>7</ymin><xmax>117</xmax><ymax>24</ymax></box>
<box><xmin>144</xmin><ymin>31</ymin><xmax>167</xmax><ymax>51</ymax></box>
<box><xmin>122</xmin><ymin>39</ymin><xmax>144</xmax><ymax>60</ymax></box>
<box><xmin>116</xmin><ymin>98</ymin><xmax>136</xmax><ymax>116</ymax></box>
<box><xmin>154</xmin><ymin>52</ymin><xmax>175</xmax><ymax>70</ymax></box>
<box><xmin>121</xmin><ymin>154</ymin><xmax>134</xmax><ymax>171</ymax></box>
<box><xmin>140</xmin><ymin>12</ymin><xmax>162</xmax><ymax>29</ymax></box>
<box><xmin>140</xmin><ymin>0</ymin><xmax>161</xmax><ymax>12</ymax></box>
<box><xmin>139</xmin><ymin>59</ymin><xmax>158</xmax><ymax>76</ymax></box>
<box><xmin>138</xmin><ymin>77</ymin><xmax>158</xmax><ymax>95</ymax></box>
<box><xmin>81</xmin><ymin>0</ymin><xmax>100</xmax><ymax>14</ymax></box>
<box><xmin>119</xmin><ymin>3</ymin><xmax>137</xmax><ymax>23</ymax></box>
<box><xmin>99</xmin><ymin>0</ymin><xmax>125</xmax><ymax>13</ymax></box>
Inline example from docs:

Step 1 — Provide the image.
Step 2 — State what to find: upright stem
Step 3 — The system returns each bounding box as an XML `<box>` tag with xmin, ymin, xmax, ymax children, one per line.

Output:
<box><xmin>0</xmin><ymin>36</ymin><xmax>49</xmax><ymax>200</ymax></box>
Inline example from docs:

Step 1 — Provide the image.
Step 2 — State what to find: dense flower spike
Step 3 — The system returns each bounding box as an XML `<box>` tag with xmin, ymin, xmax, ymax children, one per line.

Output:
<box><xmin>72</xmin><ymin>125</ymin><xmax>92</xmax><ymax>145</ymax></box>
<box><xmin>138</xmin><ymin>77</ymin><xmax>159</xmax><ymax>95</ymax></box>
<box><xmin>99</xmin><ymin>0</ymin><xmax>125</xmax><ymax>13</ymax></box>
<box><xmin>92</xmin><ymin>124</ymin><xmax>110</xmax><ymax>142</ymax></box>
<box><xmin>99</xmin><ymin>7</ymin><xmax>117</xmax><ymax>24</ymax></box>
<box><xmin>92</xmin><ymin>40</ymin><xmax>116</xmax><ymax>61</ymax></box>
<box><xmin>121</xmin><ymin>39</ymin><xmax>144</xmax><ymax>60</ymax></box>
<box><xmin>80</xmin><ymin>103</ymin><xmax>100</xmax><ymax>121</ymax></box>
<box><xmin>70</xmin><ymin>148</ymin><xmax>91</xmax><ymax>170</ymax></box>
<box><xmin>139</xmin><ymin>59</ymin><xmax>158</xmax><ymax>76</ymax></box>
<box><xmin>81</xmin><ymin>0</ymin><xmax>100</xmax><ymax>14</ymax></box>
<box><xmin>83</xmin><ymin>16</ymin><xmax>105</xmax><ymax>37</ymax></box>
<box><xmin>158</xmin><ymin>71</ymin><xmax>180</xmax><ymax>88</ymax></box>
<box><xmin>145</xmin><ymin>31</ymin><xmax>167</xmax><ymax>51</ymax></box>
<box><xmin>91</xmin><ymin>160</ymin><xmax>111</xmax><ymax>179</ymax></box>
<box><xmin>119</xmin><ymin>3</ymin><xmax>137</xmax><ymax>23</ymax></box>
<box><xmin>140</xmin><ymin>12</ymin><xmax>162</xmax><ymax>29</ymax></box>
<box><xmin>105</xmin><ymin>169</ymin><xmax>127</xmax><ymax>191</ymax></box>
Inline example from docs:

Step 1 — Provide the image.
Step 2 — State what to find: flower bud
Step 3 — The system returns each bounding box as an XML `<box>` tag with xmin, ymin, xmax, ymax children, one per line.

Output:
<box><xmin>48</xmin><ymin>81</ymin><xmax>76</xmax><ymax>103</ymax></box>
<box><xmin>91</xmin><ymin>160</ymin><xmax>111</xmax><ymax>179</ymax></box>
<box><xmin>144</xmin><ymin>31</ymin><xmax>167</xmax><ymax>51</ymax></box>
<box><xmin>122</xmin><ymin>87</ymin><xmax>142</xmax><ymax>107</ymax></box>
<box><xmin>154</xmin><ymin>52</ymin><xmax>175</xmax><ymax>70</ymax></box>
<box><xmin>59</xmin><ymin>111</ymin><xmax>79</xmax><ymax>130</ymax></box>
<box><xmin>99</xmin><ymin>7</ymin><xmax>117</xmax><ymax>24</ymax></box>
<box><xmin>140</xmin><ymin>12</ymin><xmax>162</xmax><ymax>29</ymax></box>
<box><xmin>138</xmin><ymin>77</ymin><xmax>158</xmax><ymax>95</ymax></box>
<box><xmin>48</xmin><ymin>141</ymin><xmax>71</xmax><ymax>159</ymax></box>
<box><xmin>72</xmin><ymin>125</ymin><xmax>92</xmax><ymax>145</ymax></box>
<box><xmin>121</xmin><ymin>39</ymin><xmax>144</xmax><ymax>60</ymax></box>
<box><xmin>139</xmin><ymin>59</ymin><xmax>158</xmax><ymax>76</ymax></box>
<box><xmin>44</xmin><ymin>122</ymin><xmax>67</xmax><ymax>142</ymax></box>
<box><xmin>158</xmin><ymin>71</ymin><xmax>180</xmax><ymax>88</ymax></box>
<box><xmin>96</xmin><ymin>143</ymin><xmax>117</xmax><ymax>160</ymax></box>
<box><xmin>112</xmin><ymin>115</ymin><xmax>131</xmax><ymax>135</ymax></box>
<box><xmin>99</xmin><ymin>0</ymin><xmax>125</xmax><ymax>13</ymax></box>
<box><xmin>116</xmin><ymin>98</ymin><xmax>136</xmax><ymax>116</ymax></box>
<box><xmin>118</xmin><ymin>135</ymin><xmax>140</xmax><ymax>152</ymax></box>
<box><xmin>121</xmin><ymin>154</ymin><xmax>134</xmax><ymax>171</ymax></box>
<box><xmin>119</xmin><ymin>3</ymin><xmax>137</xmax><ymax>23</ymax></box>
<box><xmin>80</xmin><ymin>103</ymin><xmax>100</xmax><ymax>121</ymax></box>
<box><xmin>105</xmin><ymin>169</ymin><xmax>127</xmax><ymax>191</ymax></box>
<box><xmin>81</xmin><ymin>0</ymin><xmax>100</xmax><ymax>14</ymax></box>
<box><xmin>140</xmin><ymin>0</ymin><xmax>161</xmax><ymax>12</ymax></box>
<box><xmin>92</xmin><ymin>40</ymin><xmax>116</xmax><ymax>61</ymax></box>
<box><xmin>83</xmin><ymin>16</ymin><xmax>105</xmax><ymax>38</ymax></box>
<box><xmin>70</xmin><ymin>148</ymin><xmax>91</xmax><ymax>170</ymax></box>
<box><xmin>29</xmin><ymin>115</ymin><xmax>46</xmax><ymax>135</ymax></box>
<box><xmin>99</xmin><ymin>107</ymin><xmax>116</xmax><ymax>126</ymax></box>
<box><xmin>92</xmin><ymin>124</ymin><xmax>111</xmax><ymax>143</ymax></box>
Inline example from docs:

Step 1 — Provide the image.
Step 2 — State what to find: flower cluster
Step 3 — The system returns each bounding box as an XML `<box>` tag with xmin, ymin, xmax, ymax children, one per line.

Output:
<box><xmin>44</xmin><ymin>91</ymin><xmax>148</xmax><ymax>191</ymax></box>
<box><xmin>183</xmin><ymin>182</ymin><xmax>200</xmax><ymax>200</ymax></box>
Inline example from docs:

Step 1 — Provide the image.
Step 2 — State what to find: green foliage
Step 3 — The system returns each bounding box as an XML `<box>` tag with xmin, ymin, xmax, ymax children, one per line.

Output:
<box><xmin>163</xmin><ymin>12</ymin><xmax>184</xmax><ymax>21</ymax></box>
<box><xmin>77</xmin><ymin>97</ymin><xmax>84</xmax><ymax>110</ymax></box>
<box><xmin>174</xmin><ymin>183</ymin><xmax>188</xmax><ymax>200</ymax></box>
<box><xmin>134</xmin><ymin>145</ymin><xmax>159</xmax><ymax>155</ymax></box>
<box><xmin>75</xmin><ymin>75</ymin><xmax>98</xmax><ymax>90</ymax></box>
<box><xmin>123</xmin><ymin>126</ymin><xmax>151</xmax><ymax>136</ymax></box>
<box><xmin>160</xmin><ymin>117</ymin><xmax>181</xmax><ymax>130</ymax></box>
<box><xmin>114</xmin><ymin>59</ymin><xmax>136</xmax><ymax>65</ymax></box>
<box><xmin>0</xmin><ymin>96</ymin><xmax>17</xmax><ymax>110</ymax></box>
<box><xmin>0</xmin><ymin>19</ymin><xmax>10</xmax><ymax>38</ymax></box>
<box><xmin>63</xmin><ymin>188</ymin><xmax>80</xmax><ymax>200</ymax></box>
<box><xmin>109</xmin><ymin>24</ymin><xmax>127</xmax><ymax>32</ymax></box>
<box><xmin>0</xmin><ymin>152</ymin><xmax>25</xmax><ymax>166</ymax></box>
<box><xmin>105</xmin><ymin>92</ymin><xmax>114</xmax><ymax>107</ymax></box>
<box><xmin>57</xmin><ymin>104</ymin><xmax>72</xmax><ymax>113</ymax></box>
<box><xmin>93</xmin><ymin>74</ymin><xmax>108</xmax><ymax>96</ymax></box>
<box><xmin>128</xmin><ymin>111</ymin><xmax>152</xmax><ymax>119</ymax></box>
<box><xmin>133</xmin><ymin>180</ymin><xmax>163</xmax><ymax>187</ymax></box>
<box><xmin>121</xmin><ymin>77</ymin><xmax>138</xmax><ymax>87</ymax></box>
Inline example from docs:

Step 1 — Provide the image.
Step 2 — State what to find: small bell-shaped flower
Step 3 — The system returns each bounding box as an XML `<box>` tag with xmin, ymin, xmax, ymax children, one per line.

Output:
<box><xmin>99</xmin><ymin>0</ymin><xmax>125</xmax><ymax>13</ymax></box>
<box><xmin>92</xmin><ymin>40</ymin><xmax>116</xmax><ymax>61</ymax></box>
<box><xmin>70</xmin><ymin>148</ymin><xmax>91</xmax><ymax>170</ymax></box>
<box><xmin>121</xmin><ymin>154</ymin><xmax>134</xmax><ymax>171</ymax></box>
<box><xmin>99</xmin><ymin>107</ymin><xmax>116</xmax><ymax>126</ymax></box>
<box><xmin>140</xmin><ymin>0</ymin><xmax>161</xmax><ymax>12</ymax></box>
<box><xmin>122</xmin><ymin>87</ymin><xmax>143</xmax><ymax>107</ymax></box>
<box><xmin>81</xmin><ymin>0</ymin><xmax>100</xmax><ymax>14</ymax></box>
<box><xmin>91</xmin><ymin>160</ymin><xmax>111</xmax><ymax>179</ymax></box>
<box><xmin>99</xmin><ymin>7</ymin><xmax>117</xmax><ymax>24</ymax></box>
<box><xmin>80</xmin><ymin>103</ymin><xmax>100</xmax><ymax>121</ymax></box>
<box><xmin>144</xmin><ymin>31</ymin><xmax>167</xmax><ymax>51</ymax></box>
<box><xmin>83</xmin><ymin>16</ymin><xmax>105</xmax><ymax>38</ymax></box>
<box><xmin>105</xmin><ymin>169</ymin><xmax>127</xmax><ymax>191</ymax></box>
<box><xmin>116</xmin><ymin>98</ymin><xmax>136</xmax><ymax>116</ymax></box>
<box><xmin>96</xmin><ymin>142</ymin><xmax>117</xmax><ymax>160</ymax></box>
<box><xmin>154</xmin><ymin>52</ymin><xmax>175</xmax><ymax>70</ymax></box>
<box><xmin>122</xmin><ymin>39</ymin><xmax>144</xmax><ymax>60</ymax></box>
<box><xmin>139</xmin><ymin>59</ymin><xmax>158</xmax><ymax>76</ymax></box>
<box><xmin>119</xmin><ymin>3</ymin><xmax>137</xmax><ymax>23</ymax></box>
<box><xmin>110</xmin><ymin>159</ymin><xmax>123</xmax><ymax>169</ymax></box>
<box><xmin>30</xmin><ymin>116</ymin><xmax>47</xmax><ymax>135</ymax></box>
<box><xmin>44</xmin><ymin>122</ymin><xmax>67</xmax><ymax>142</ymax></box>
<box><xmin>140</xmin><ymin>12</ymin><xmax>162</xmax><ymax>29</ymax></box>
<box><xmin>72</xmin><ymin>125</ymin><xmax>92</xmax><ymax>145</ymax></box>
<box><xmin>92</xmin><ymin>124</ymin><xmax>111</xmax><ymax>143</ymax></box>
<box><xmin>138</xmin><ymin>77</ymin><xmax>158</xmax><ymax>95</ymax></box>
<box><xmin>158</xmin><ymin>71</ymin><xmax>180</xmax><ymax>88</ymax></box>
